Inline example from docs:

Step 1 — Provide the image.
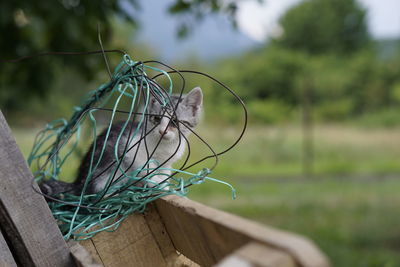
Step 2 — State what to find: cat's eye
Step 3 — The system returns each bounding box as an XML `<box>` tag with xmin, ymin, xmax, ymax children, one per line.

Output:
<box><xmin>152</xmin><ymin>115</ymin><xmax>162</xmax><ymax>124</ymax></box>
<box><xmin>170</xmin><ymin>116</ymin><xmax>179</xmax><ymax>126</ymax></box>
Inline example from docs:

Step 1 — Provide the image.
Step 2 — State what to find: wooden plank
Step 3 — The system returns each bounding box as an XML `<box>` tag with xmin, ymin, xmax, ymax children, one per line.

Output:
<box><xmin>215</xmin><ymin>242</ymin><xmax>296</xmax><ymax>267</ymax></box>
<box><xmin>68</xmin><ymin>240</ymin><xmax>103</xmax><ymax>267</ymax></box>
<box><xmin>78</xmin><ymin>239</ymin><xmax>104</xmax><ymax>265</ymax></box>
<box><xmin>144</xmin><ymin>202</ymin><xmax>200</xmax><ymax>267</ymax></box>
<box><xmin>81</xmin><ymin>213</ymin><xmax>167</xmax><ymax>267</ymax></box>
<box><xmin>155</xmin><ymin>195</ymin><xmax>330</xmax><ymax>267</ymax></box>
<box><xmin>0</xmin><ymin>110</ymin><xmax>75</xmax><ymax>267</ymax></box>
<box><xmin>144</xmin><ymin>202</ymin><xmax>179</xmax><ymax>263</ymax></box>
<box><xmin>0</xmin><ymin>230</ymin><xmax>17</xmax><ymax>267</ymax></box>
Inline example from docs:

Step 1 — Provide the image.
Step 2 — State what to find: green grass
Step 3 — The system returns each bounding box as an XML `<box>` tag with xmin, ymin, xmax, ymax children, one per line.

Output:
<box><xmin>12</xmin><ymin>124</ymin><xmax>400</xmax><ymax>267</ymax></box>
<box><xmin>182</xmin><ymin>124</ymin><xmax>400</xmax><ymax>178</ymax></box>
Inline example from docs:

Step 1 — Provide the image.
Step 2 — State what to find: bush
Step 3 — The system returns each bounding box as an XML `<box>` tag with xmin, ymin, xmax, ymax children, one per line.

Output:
<box><xmin>314</xmin><ymin>99</ymin><xmax>354</xmax><ymax>121</ymax></box>
<box><xmin>248</xmin><ymin>99</ymin><xmax>293</xmax><ymax>124</ymax></box>
<box><xmin>356</xmin><ymin>108</ymin><xmax>400</xmax><ymax>128</ymax></box>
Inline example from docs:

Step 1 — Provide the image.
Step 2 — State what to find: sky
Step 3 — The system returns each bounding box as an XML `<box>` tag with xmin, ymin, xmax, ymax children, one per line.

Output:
<box><xmin>135</xmin><ymin>0</ymin><xmax>255</xmax><ymax>61</ymax></box>
<box><xmin>237</xmin><ymin>0</ymin><xmax>400</xmax><ymax>42</ymax></box>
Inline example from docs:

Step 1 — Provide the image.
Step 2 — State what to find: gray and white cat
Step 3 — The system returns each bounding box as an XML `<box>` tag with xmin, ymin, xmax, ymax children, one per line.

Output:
<box><xmin>40</xmin><ymin>87</ymin><xmax>203</xmax><ymax>196</ymax></box>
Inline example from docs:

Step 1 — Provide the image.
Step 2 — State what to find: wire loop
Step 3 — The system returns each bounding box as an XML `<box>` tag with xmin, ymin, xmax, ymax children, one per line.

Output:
<box><xmin>24</xmin><ymin>51</ymin><xmax>247</xmax><ymax>240</ymax></box>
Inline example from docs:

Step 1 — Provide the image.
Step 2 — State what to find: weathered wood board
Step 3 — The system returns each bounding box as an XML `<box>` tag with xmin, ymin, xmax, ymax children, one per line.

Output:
<box><xmin>0</xmin><ymin>230</ymin><xmax>17</xmax><ymax>267</ymax></box>
<box><xmin>155</xmin><ymin>195</ymin><xmax>330</xmax><ymax>267</ymax></box>
<box><xmin>80</xmin><ymin>212</ymin><xmax>167</xmax><ymax>267</ymax></box>
<box><xmin>0</xmin><ymin>110</ymin><xmax>75</xmax><ymax>267</ymax></box>
<box><xmin>80</xmin><ymin>195</ymin><xmax>330</xmax><ymax>267</ymax></box>
<box><xmin>68</xmin><ymin>240</ymin><xmax>103</xmax><ymax>267</ymax></box>
<box><xmin>143</xmin><ymin>202</ymin><xmax>178</xmax><ymax>262</ymax></box>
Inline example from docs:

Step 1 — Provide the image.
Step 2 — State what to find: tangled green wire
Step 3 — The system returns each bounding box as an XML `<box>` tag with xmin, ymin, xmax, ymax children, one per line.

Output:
<box><xmin>28</xmin><ymin>54</ymin><xmax>236</xmax><ymax>240</ymax></box>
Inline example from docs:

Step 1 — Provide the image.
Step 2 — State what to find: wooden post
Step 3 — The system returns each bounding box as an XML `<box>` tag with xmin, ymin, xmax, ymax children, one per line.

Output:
<box><xmin>301</xmin><ymin>77</ymin><xmax>314</xmax><ymax>178</ymax></box>
<box><xmin>0</xmin><ymin>110</ymin><xmax>75</xmax><ymax>267</ymax></box>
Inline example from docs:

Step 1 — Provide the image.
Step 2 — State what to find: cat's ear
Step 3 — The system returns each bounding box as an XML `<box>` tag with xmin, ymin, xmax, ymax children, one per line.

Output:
<box><xmin>184</xmin><ymin>87</ymin><xmax>203</xmax><ymax>116</ymax></box>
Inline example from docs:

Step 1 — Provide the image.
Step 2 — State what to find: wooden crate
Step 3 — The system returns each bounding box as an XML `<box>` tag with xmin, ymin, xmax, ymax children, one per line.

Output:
<box><xmin>78</xmin><ymin>196</ymin><xmax>330</xmax><ymax>267</ymax></box>
<box><xmin>0</xmin><ymin>110</ymin><xmax>330</xmax><ymax>267</ymax></box>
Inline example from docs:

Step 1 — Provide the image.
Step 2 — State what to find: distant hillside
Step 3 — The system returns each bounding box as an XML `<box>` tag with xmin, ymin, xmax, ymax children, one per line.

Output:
<box><xmin>374</xmin><ymin>38</ymin><xmax>400</xmax><ymax>60</ymax></box>
<box><xmin>134</xmin><ymin>0</ymin><xmax>257</xmax><ymax>62</ymax></box>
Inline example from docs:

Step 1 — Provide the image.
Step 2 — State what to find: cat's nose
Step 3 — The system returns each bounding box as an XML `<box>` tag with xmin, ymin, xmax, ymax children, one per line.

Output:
<box><xmin>159</xmin><ymin>128</ymin><xmax>168</xmax><ymax>136</ymax></box>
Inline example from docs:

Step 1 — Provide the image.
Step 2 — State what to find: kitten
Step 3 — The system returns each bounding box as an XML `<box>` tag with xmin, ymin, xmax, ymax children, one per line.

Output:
<box><xmin>40</xmin><ymin>87</ymin><xmax>203</xmax><ymax>197</ymax></box>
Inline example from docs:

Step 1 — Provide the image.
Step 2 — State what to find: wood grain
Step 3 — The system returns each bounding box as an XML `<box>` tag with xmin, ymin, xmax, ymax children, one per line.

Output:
<box><xmin>0</xmin><ymin>110</ymin><xmax>75</xmax><ymax>267</ymax></box>
<box><xmin>68</xmin><ymin>240</ymin><xmax>103</xmax><ymax>267</ymax></box>
<box><xmin>81</xmin><ymin>213</ymin><xmax>167</xmax><ymax>267</ymax></box>
<box><xmin>79</xmin><ymin>239</ymin><xmax>104</xmax><ymax>265</ymax></box>
<box><xmin>144</xmin><ymin>202</ymin><xmax>179</xmax><ymax>264</ymax></box>
<box><xmin>155</xmin><ymin>195</ymin><xmax>330</xmax><ymax>267</ymax></box>
<box><xmin>0</xmin><ymin>230</ymin><xmax>17</xmax><ymax>267</ymax></box>
<box><xmin>80</xmin><ymin>195</ymin><xmax>329</xmax><ymax>267</ymax></box>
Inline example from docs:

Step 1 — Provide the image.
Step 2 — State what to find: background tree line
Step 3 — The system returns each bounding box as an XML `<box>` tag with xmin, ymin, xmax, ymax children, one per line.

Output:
<box><xmin>0</xmin><ymin>0</ymin><xmax>239</xmax><ymax>122</ymax></box>
<box><xmin>1</xmin><ymin>0</ymin><xmax>400</xmax><ymax>127</ymax></box>
<box><xmin>206</xmin><ymin>0</ymin><xmax>400</xmax><ymax>126</ymax></box>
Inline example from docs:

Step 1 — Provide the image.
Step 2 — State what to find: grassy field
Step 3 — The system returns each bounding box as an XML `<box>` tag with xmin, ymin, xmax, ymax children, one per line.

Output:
<box><xmin>12</xmin><ymin>124</ymin><xmax>400</xmax><ymax>267</ymax></box>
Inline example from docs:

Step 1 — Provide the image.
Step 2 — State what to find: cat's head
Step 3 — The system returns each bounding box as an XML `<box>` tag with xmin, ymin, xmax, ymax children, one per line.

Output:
<box><xmin>146</xmin><ymin>87</ymin><xmax>203</xmax><ymax>142</ymax></box>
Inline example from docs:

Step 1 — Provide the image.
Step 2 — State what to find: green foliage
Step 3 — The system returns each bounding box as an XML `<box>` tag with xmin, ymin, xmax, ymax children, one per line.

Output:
<box><xmin>0</xmin><ymin>0</ymin><xmax>244</xmax><ymax>114</ymax></box>
<box><xmin>210</xmin><ymin>44</ymin><xmax>400</xmax><ymax>124</ymax></box>
<box><xmin>275</xmin><ymin>0</ymin><xmax>370</xmax><ymax>54</ymax></box>
<box><xmin>214</xmin><ymin>46</ymin><xmax>307</xmax><ymax>104</ymax></box>
<box><xmin>168</xmin><ymin>0</ymin><xmax>239</xmax><ymax>37</ymax></box>
<box><xmin>3</xmin><ymin>0</ymin><xmax>400</xmax><ymax>127</ymax></box>
<box><xmin>0</xmin><ymin>0</ymin><xmax>129</xmax><ymax>112</ymax></box>
<box><xmin>390</xmin><ymin>82</ymin><xmax>400</xmax><ymax>103</ymax></box>
<box><xmin>314</xmin><ymin>99</ymin><xmax>353</xmax><ymax>121</ymax></box>
<box><xmin>356</xmin><ymin>108</ymin><xmax>400</xmax><ymax>128</ymax></box>
<box><xmin>247</xmin><ymin>99</ymin><xmax>293</xmax><ymax>124</ymax></box>
<box><xmin>202</xmin><ymin>0</ymin><xmax>400</xmax><ymax>125</ymax></box>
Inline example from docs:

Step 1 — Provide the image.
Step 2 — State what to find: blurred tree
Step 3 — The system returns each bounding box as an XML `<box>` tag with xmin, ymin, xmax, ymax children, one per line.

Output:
<box><xmin>0</xmin><ymin>0</ymin><xmax>243</xmax><ymax>114</ymax></box>
<box><xmin>274</xmin><ymin>0</ymin><xmax>371</xmax><ymax>54</ymax></box>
